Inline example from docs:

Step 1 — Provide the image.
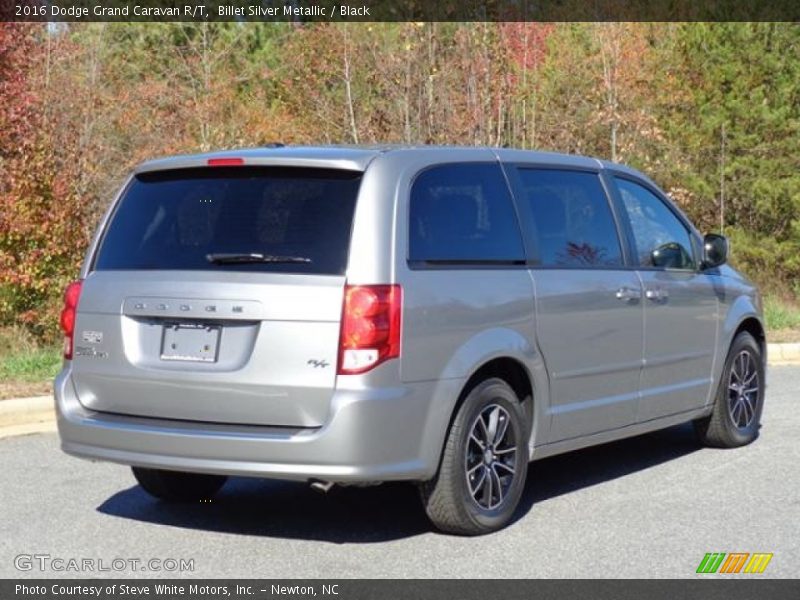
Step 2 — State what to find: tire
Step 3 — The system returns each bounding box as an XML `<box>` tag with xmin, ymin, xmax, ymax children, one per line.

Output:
<box><xmin>132</xmin><ymin>467</ymin><xmax>227</xmax><ymax>502</ymax></box>
<box><xmin>420</xmin><ymin>378</ymin><xmax>528</xmax><ymax>535</ymax></box>
<box><xmin>694</xmin><ymin>331</ymin><xmax>765</xmax><ymax>448</ymax></box>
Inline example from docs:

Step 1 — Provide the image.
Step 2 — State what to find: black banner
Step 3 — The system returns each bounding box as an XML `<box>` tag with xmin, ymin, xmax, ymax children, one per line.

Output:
<box><xmin>2</xmin><ymin>0</ymin><xmax>800</xmax><ymax>22</ymax></box>
<box><xmin>4</xmin><ymin>580</ymin><xmax>800</xmax><ymax>600</ymax></box>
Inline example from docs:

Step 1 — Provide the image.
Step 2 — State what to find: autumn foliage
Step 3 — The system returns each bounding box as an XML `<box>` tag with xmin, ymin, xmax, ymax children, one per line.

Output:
<box><xmin>1</xmin><ymin>22</ymin><xmax>799</xmax><ymax>340</ymax></box>
<box><xmin>1</xmin><ymin>24</ymin><xmax>89</xmax><ymax>339</ymax></box>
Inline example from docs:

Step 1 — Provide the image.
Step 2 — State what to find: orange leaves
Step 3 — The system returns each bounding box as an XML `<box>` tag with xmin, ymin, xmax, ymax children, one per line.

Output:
<box><xmin>500</xmin><ymin>23</ymin><xmax>553</xmax><ymax>75</ymax></box>
<box><xmin>0</xmin><ymin>24</ymin><xmax>91</xmax><ymax>340</ymax></box>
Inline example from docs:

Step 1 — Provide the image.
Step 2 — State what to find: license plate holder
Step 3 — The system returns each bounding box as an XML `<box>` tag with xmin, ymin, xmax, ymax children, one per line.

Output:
<box><xmin>160</xmin><ymin>323</ymin><xmax>220</xmax><ymax>363</ymax></box>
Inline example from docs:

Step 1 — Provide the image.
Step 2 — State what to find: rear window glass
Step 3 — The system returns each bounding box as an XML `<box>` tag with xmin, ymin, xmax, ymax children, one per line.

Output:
<box><xmin>409</xmin><ymin>163</ymin><xmax>525</xmax><ymax>263</ymax></box>
<box><xmin>94</xmin><ymin>167</ymin><xmax>361</xmax><ymax>275</ymax></box>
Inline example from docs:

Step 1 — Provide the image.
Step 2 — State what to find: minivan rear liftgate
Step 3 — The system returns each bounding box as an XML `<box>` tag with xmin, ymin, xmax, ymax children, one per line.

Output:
<box><xmin>70</xmin><ymin>271</ymin><xmax>346</xmax><ymax>427</ymax></box>
<box><xmin>66</xmin><ymin>165</ymin><xmax>363</xmax><ymax>428</ymax></box>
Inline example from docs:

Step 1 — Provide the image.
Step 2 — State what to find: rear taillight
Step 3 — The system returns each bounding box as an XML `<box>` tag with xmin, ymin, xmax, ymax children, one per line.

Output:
<box><xmin>338</xmin><ymin>284</ymin><xmax>402</xmax><ymax>375</ymax></box>
<box><xmin>59</xmin><ymin>280</ymin><xmax>83</xmax><ymax>359</ymax></box>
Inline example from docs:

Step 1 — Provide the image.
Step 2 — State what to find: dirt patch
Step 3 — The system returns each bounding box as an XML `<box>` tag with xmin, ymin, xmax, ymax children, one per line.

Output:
<box><xmin>0</xmin><ymin>380</ymin><xmax>52</xmax><ymax>401</ymax></box>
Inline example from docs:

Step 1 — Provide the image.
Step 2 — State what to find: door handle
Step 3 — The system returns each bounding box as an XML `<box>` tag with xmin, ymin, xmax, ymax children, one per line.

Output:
<box><xmin>615</xmin><ymin>287</ymin><xmax>641</xmax><ymax>302</ymax></box>
<box><xmin>645</xmin><ymin>287</ymin><xmax>669</xmax><ymax>302</ymax></box>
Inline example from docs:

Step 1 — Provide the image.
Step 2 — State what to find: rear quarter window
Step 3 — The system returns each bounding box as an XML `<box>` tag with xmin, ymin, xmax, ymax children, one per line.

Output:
<box><xmin>408</xmin><ymin>163</ymin><xmax>525</xmax><ymax>264</ymax></box>
<box><xmin>94</xmin><ymin>167</ymin><xmax>362</xmax><ymax>275</ymax></box>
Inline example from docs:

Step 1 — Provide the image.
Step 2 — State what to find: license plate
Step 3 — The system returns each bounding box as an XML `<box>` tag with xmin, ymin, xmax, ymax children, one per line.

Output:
<box><xmin>160</xmin><ymin>324</ymin><xmax>220</xmax><ymax>363</ymax></box>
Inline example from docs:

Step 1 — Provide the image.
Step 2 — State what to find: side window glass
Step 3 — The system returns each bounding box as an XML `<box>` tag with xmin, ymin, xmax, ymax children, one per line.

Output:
<box><xmin>516</xmin><ymin>169</ymin><xmax>623</xmax><ymax>267</ymax></box>
<box><xmin>614</xmin><ymin>178</ymin><xmax>696</xmax><ymax>270</ymax></box>
<box><xmin>409</xmin><ymin>163</ymin><xmax>525</xmax><ymax>263</ymax></box>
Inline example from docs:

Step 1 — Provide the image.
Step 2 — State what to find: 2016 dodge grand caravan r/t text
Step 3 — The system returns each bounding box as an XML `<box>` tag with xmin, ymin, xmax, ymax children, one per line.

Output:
<box><xmin>55</xmin><ymin>146</ymin><xmax>766</xmax><ymax>535</ymax></box>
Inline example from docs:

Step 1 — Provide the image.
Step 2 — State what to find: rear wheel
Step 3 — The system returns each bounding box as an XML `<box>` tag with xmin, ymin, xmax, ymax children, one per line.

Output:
<box><xmin>421</xmin><ymin>378</ymin><xmax>528</xmax><ymax>535</ymax></box>
<box><xmin>132</xmin><ymin>467</ymin><xmax>227</xmax><ymax>502</ymax></box>
<box><xmin>694</xmin><ymin>331</ymin><xmax>764</xmax><ymax>448</ymax></box>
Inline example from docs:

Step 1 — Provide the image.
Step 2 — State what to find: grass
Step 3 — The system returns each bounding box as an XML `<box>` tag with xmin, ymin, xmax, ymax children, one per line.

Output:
<box><xmin>764</xmin><ymin>296</ymin><xmax>800</xmax><ymax>332</ymax></box>
<box><xmin>0</xmin><ymin>326</ymin><xmax>61</xmax><ymax>399</ymax></box>
<box><xmin>0</xmin><ymin>346</ymin><xmax>62</xmax><ymax>382</ymax></box>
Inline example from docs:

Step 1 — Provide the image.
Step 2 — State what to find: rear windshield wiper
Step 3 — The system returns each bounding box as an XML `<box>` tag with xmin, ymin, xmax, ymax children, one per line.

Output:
<box><xmin>206</xmin><ymin>252</ymin><xmax>312</xmax><ymax>265</ymax></box>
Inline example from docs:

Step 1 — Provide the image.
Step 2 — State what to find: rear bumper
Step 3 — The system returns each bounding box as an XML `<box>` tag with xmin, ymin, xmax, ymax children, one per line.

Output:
<box><xmin>55</xmin><ymin>367</ymin><xmax>457</xmax><ymax>483</ymax></box>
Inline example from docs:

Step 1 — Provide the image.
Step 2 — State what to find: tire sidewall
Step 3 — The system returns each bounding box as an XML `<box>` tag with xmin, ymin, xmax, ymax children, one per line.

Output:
<box><xmin>132</xmin><ymin>467</ymin><xmax>227</xmax><ymax>502</ymax></box>
<box><xmin>717</xmin><ymin>333</ymin><xmax>765</xmax><ymax>444</ymax></box>
<box><xmin>452</xmin><ymin>379</ymin><xmax>528</xmax><ymax>532</ymax></box>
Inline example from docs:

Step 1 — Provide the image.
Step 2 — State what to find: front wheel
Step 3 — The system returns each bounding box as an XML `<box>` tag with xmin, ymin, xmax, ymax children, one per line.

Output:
<box><xmin>132</xmin><ymin>467</ymin><xmax>228</xmax><ymax>502</ymax></box>
<box><xmin>694</xmin><ymin>331</ymin><xmax>765</xmax><ymax>448</ymax></box>
<box><xmin>420</xmin><ymin>378</ymin><xmax>528</xmax><ymax>535</ymax></box>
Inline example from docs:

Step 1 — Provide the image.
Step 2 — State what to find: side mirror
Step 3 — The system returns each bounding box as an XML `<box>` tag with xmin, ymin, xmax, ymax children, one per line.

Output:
<box><xmin>651</xmin><ymin>242</ymin><xmax>689</xmax><ymax>269</ymax></box>
<box><xmin>702</xmin><ymin>233</ymin><xmax>728</xmax><ymax>269</ymax></box>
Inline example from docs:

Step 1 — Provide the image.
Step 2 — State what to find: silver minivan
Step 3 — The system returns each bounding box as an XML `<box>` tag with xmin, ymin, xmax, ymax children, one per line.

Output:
<box><xmin>56</xmin><ymin>146</ymin><xmax>765</xmax><ymax>535</ymax></box>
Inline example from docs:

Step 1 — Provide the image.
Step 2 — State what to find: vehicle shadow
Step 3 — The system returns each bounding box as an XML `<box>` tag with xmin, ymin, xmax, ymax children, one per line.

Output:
<box><xmin>97</xmin><ymin>422</ymin><xmax>702</xmax><ymax>542</ymax></box>
<box><xmin>511</xmin><ymin>421</ymin><xmax>702</xmax><ymax>527</ymax></box>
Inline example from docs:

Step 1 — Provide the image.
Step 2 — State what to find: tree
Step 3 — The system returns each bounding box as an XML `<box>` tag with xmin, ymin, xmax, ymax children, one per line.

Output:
<box><xmin>0</xmin><ymin>24</ymin><xmax>91</xmax><ymax>338</ymax></box>
<box><xmin>660</xmin><ymin>24</ymin><xmax>800</xmax><ymax>290</ymax></box>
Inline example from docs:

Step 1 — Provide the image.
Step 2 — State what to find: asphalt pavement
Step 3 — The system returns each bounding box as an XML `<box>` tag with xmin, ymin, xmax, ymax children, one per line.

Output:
<box><xmin>2</xmin><ymin>366</ymin><xmax>798</xmax><ymax>578</ymax></box>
